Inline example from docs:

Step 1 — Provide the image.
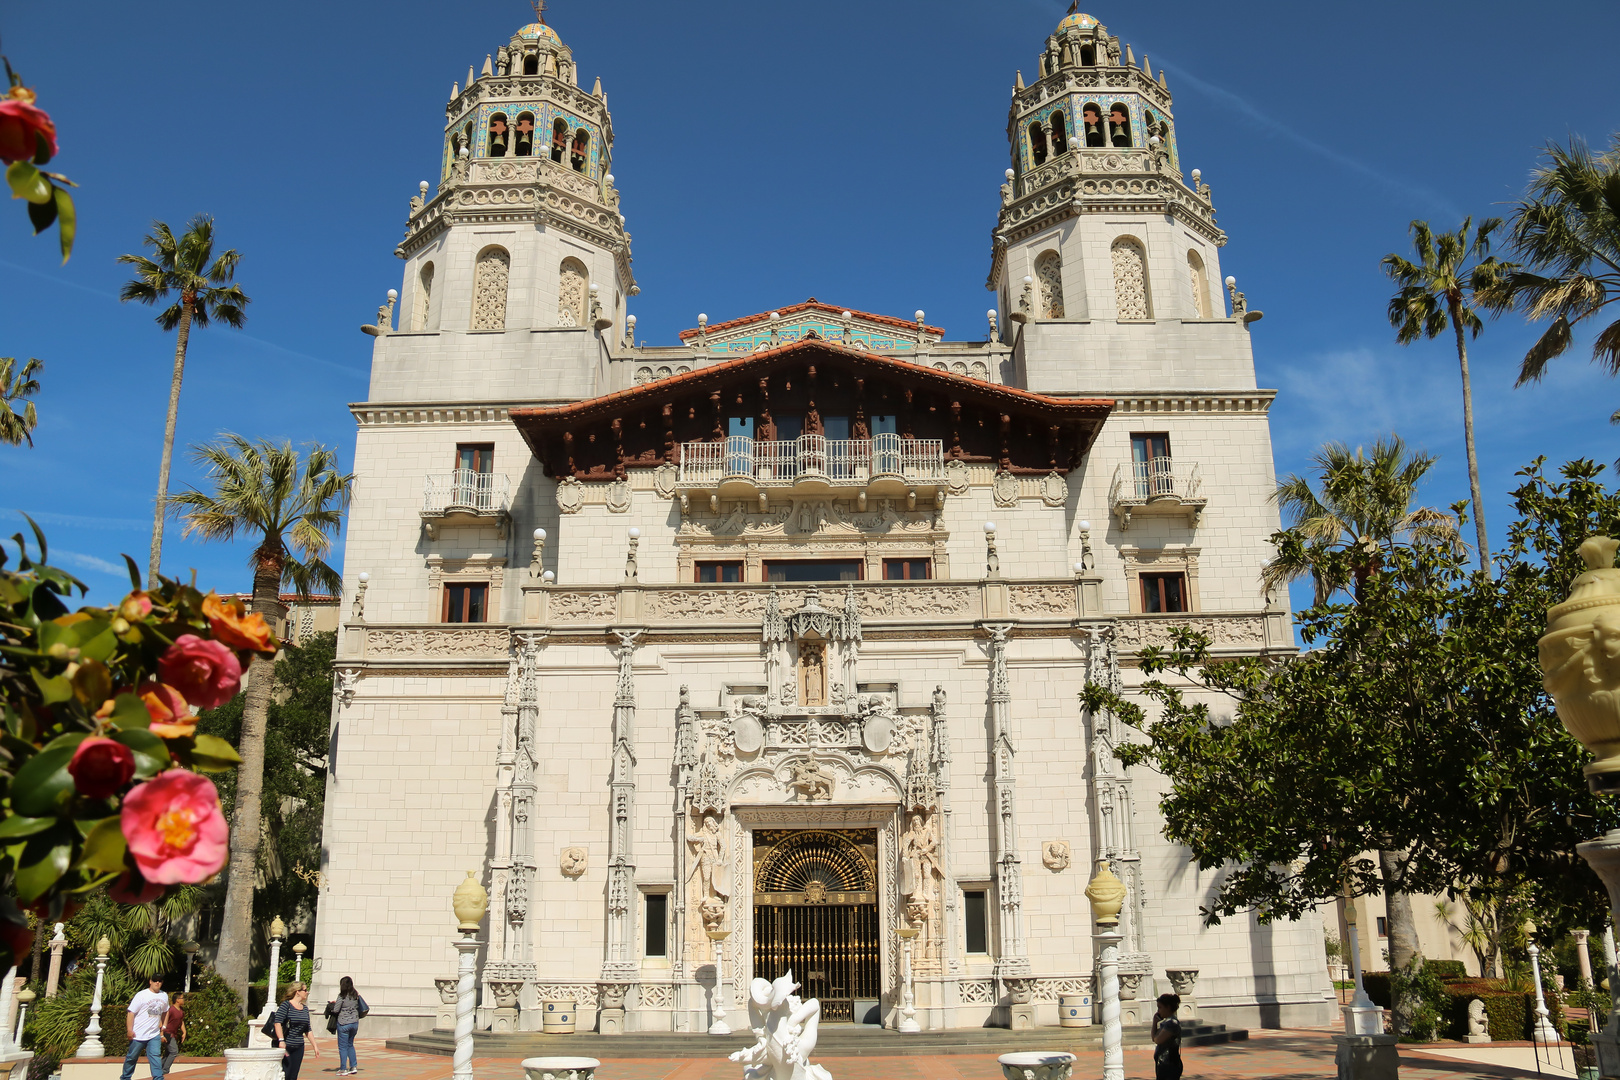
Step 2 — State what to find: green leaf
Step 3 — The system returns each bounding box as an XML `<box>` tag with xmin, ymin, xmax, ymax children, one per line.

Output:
<box><xmin>29</xmin><ymin>667</ymin><xmax>71</xmax><ymax>704</ymax></box>
<box><xmin>75</xmin><ymin>816</ymin><xmax>126</xmax><ymax>873</ymax></box>
<box><xmin>105</xmin><ymin>692</ymin><xmax>151</xmax><ymax>731</ymax></box>
<box><xmin>73</xmin><ymin>618</ymin><xmax>116</xmax><ymax>663</ymax></box>
<box><xmin>10</xmin><ymin>744</ymin><xmax>76</xmax><ymax>818</ymax></box>
<box><xmin>111</xmin><ymin>729</ymin><xmax>170</xmax><ymax>779</ymax></box>
<box><xmin>54</xmin><ymin>186</ymin><xmax>74</xmax><ymax>263</ymax></box>
<box><xmin>188</xmin><ymin>734</ymin><xmax>243</xmax><ymax>772</ymax></box>
<box><xmin>26</xmin><ymin>194</ymin><xmax>56</xmax><ymax>234</ymax></box>
<box><xmin>0</xmin><ymin>815</ymin><xmax>55</xmax><ymax>840</ymax></box>
<box><xmin>5</xmin><ymin>161</ymin><xmax>50</xmax><ymax>205</ymax></box>
<box><xmin>40</xmin><ymin>731</ymin><xmax>87</xmax><ymax>753</ymax></box>
<box><xmin>14</xmin><ymin>825</ymin><xmax>76</xmax><ymax>903</ymax></box>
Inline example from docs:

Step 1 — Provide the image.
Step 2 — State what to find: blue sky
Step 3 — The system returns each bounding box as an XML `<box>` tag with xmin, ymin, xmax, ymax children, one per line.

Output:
<box><xmin>2</xmin><ymin>0</ymin><xmax>1618</xmax><ymax>608</ymax></box>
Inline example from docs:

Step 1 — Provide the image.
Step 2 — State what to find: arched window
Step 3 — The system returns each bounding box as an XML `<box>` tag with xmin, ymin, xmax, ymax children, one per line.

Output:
<box><xmin>558</xmin><ymin>257</ymin><xmax>588</xmax><ymax>327</ymax></box>
<box><xmin>551</xmin><ymin>118</ymin><xmax>569</xmax><ymax>163</ymax></box>
<box><xmin>1186</xmin><ymin>249</ymin><xmax>1210</xmax><ymax>318</ymax></box>
<box><xmin>523</xmin><ymin>52</ymin><xmax>539</xmax><ymax>75</ymax></box>
<box><xmin>513</xmin><ymin>112</ymin><xmax>535</xmax><ymax>157</ymax></box>
<box><xmin>1035</xmin><ymin>250</ymin><xmax>1065</xmax><ymax>319</ymax></box>
<box><xmin>571</xmin><ymin>128</ymin><xmax>590</xmax><ymax>172</ymax></box>
<box><xmin>1081</xmin><ymin>103</ymin><xmax>1105</xmax><ymax>147</ymax></box>
<box><xmin>413</xmin><ymin>262</ymin><xmax>434</xmax><ymax>331</ymax></box>
<box><xmin>1049</xmin><ymin>110</ymin><xmax>1068</xmax><ymax>156</ymax></box>
<box><xmin>1111</xmin><ymin>237</ymin><xmax>1151</xmax><ymax>320</ymax></box>
<box><xmin>471</xmin><ymin>247</ymin><xmax>510</xmax><ymax>330</ymax></box>
<box><xmin>1108</xmin><ymin>103</ymin><xmax>1132</xmax><ymax>147</ymax></box>
<box><xmin>487</xmin><ymin>114</ymin><xmax>509</xmax><ymax>158</ymax></box>
<box><xmin>1029</xmin><ymin>122</ymin><xmax>1048</xmax><ymax>166</ymax></box>
<box><xmin>1080</xmin><ymin>44</ymin><xmax>1095</xmax><ymax>65</ymax></box>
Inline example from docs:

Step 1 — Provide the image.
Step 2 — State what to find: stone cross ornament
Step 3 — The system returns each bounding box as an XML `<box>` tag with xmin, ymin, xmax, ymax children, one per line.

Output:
<box><xmin>1539</xmin><ymin>536</ymin><xmax>1620</xmax><ymax>794</ymax></box>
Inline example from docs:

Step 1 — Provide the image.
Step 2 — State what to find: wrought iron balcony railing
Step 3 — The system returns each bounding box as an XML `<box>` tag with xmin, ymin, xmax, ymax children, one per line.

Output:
<box><xmin>678</xmin><ymin>433</ymin><xmax>945</xmax><ymax>487</ymax></box>
<box><xmin>422</xmin><ymin>470</ymin><xmax>511</xmax><ymax>516</ymax></box>
<box><xmin>1109</xmin><ymin>457</ymin><xmax>1206</xmax><ymax>529</ymax></box>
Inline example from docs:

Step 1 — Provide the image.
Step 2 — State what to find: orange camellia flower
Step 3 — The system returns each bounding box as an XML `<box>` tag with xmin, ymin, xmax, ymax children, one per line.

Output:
<box><xmin>201</xmin><ymin>592</ymin><xmax>278</xmax><ymax>655</ymax></box>
<box><xmin>141</xmin><ymin>683</ymin><xmax>195</xmax><ymax>739</ymax></box>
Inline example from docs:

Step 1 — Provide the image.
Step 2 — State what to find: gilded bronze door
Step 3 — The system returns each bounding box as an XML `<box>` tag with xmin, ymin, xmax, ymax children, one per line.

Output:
<box><xmin>752</xmin><ymin>829</ymin><xmax>880</xmax><ymax>1023</ymax></box>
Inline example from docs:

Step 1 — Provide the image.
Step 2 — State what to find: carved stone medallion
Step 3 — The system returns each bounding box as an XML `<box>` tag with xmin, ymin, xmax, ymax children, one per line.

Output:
<box><xmin>556</xmin><ymin>477</ymin><xmax>584</xmax><ymax>515</ymax></box>
<box><xmin>993</xmin><ymin>471</ymin><xmax>1019</xmax><ymax>508</ymax></box>
<box><xmin>606</xmin><ymin>478</ymin><xmax>631</xmax><ymax>514</ymax></box>
<box><xmin>653</xmin><ymin>462</ymin><xmax>678</xmax><ymax>500</ymax></box>
<box><xmin>1041</xmin><ymin>471</ymin><xmax>1068</xmax><ymax>507</ymax></box>
<box><xmin>733</xmin><ymin>712</ymin><xmax>765</xmax><ymax>755</ymax></box>
<box><xmin>559</xmin><ymin>846</ymin><xmax>588</xmax><ymax>877</ymax></box>
<box><xmin>1042</xmin><ymin>840</ymin><xmax>1071</xmax><ymax>871</ymax></box>
<box><xmin>944</xmin><ymin>459</ymin><xmax>971</xmax><ymax>496</ymax></box>
<box><xmin>861</xmin><ymin>714</ymin><xmax>894</xmax><ymax>754</ymax></box>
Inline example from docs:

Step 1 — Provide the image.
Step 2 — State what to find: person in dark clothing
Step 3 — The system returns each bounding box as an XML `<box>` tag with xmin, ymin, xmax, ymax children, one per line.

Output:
<box><xmin>160</xmin><ymin>993</ymin><xmax>187</xmax><ymax>1077</ymax></box>
<box><xmin>1152</xmin><ymin>992</ymin><xmax>1183</xmax><ymax>1080</ymax></box>
<box><xmin>327</xmin><ymin>976</ymin><xmax>369</xmax><ymax>1076</ymax></box>
<box><xmin>273</xmin><ymin>983</ymin><xmax>321</xmax><ymax>1080</ymax></box>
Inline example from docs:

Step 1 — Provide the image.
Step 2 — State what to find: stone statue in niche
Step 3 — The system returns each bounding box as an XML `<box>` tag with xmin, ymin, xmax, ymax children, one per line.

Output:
<box><xmin>798</xmin><ymin>642</ymin><xmax>827</xmax><ymax>707</ymax></box>
<box><xmin>687</xmin><ymin>813</ymin><xmax>729</xmax><ymax>900</ymax></box>
<box><xmin>559</xmin><ymin>846</ymin><xmax>588</xmax><ymax>877</ymax></box>
<box><xmin>899</xmin><ymin>812</ymin><xmax>943</xmax><ymax>898</ymax></box>
<box><xmin>1082</xmin><ymin>104</ymin><xmax>1106</xmax><ymax>147</ymax></box>
<box><xmin>785</xmin><ymin>755</ymin><xmax>835</xmax><ymax>802</ymax></box>
<box><xmin>1109</xmin><ymin>104</ymin><xmax>1132</xmax><ymax>148</ymax></box>
<box><xmin>1042</xmin><ymin>840</ymin><xmax>1072</xmax><ymax>871</ymax></box>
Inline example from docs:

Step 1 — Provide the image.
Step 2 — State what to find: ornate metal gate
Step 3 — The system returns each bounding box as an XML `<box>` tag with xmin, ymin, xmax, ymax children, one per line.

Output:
<box><xmin>752</xmin><ymin>829</ymin><xmax>880</xmax><ymax>1022</ymax></box>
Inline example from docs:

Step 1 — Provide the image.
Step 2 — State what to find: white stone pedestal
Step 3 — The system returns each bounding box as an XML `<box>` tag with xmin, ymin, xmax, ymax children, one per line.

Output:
<box><xmin>1342</xmin><ymin>1004</ymin><xmax>1384</xmax><ymax>1036</ymax></box>
<box><xmin>997</xmin><ymin>1052</ymin><xmax>1076</xmax><ymax>1080</ymax></box>
<box><xmin>1333</xmin><ymin>1033</ymin><xmax>1399</xmax><ymax>1080</ymax></box>
<box><xmin>521</xmin><ymin>1057</ymin><xmax>599</xmax><ymax>1080</ymax></box>
<box><xmin>491</xmin><ymin>1007</ymin><xmax>519</xmax><ymax>1033</ymax></box>
<box><xmin>597</xmin><ymin>1008</ymin><xmax>624</xmax><ymax>1035</ymax></box>
<box><xmin>223</xmin><ymin>1046</ymin><xmax>284</xmax><ymax>1080</ymax></box>
<box><xmin>0</xmin><ymin>1050</ymin><xmax>31</xmax><ymax>1080</ymax></box>
<box><xmin>1464</xmin><ymin>1032</ymin><xmax>1492</xmax><ymax>1044</ymax></box>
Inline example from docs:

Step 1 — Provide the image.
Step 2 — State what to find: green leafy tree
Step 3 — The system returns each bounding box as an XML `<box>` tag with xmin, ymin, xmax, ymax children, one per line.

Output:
<box><xmin>169</xmin><ymin>436</ymin><xmax>350</xmax><ymax>1006</ymax></box>
<box><xmin>116</xmin><ymin>217</ymin><xmax>250</xmax><ymax>587</ymax></box>
<box><xmin>0</xmin><ymin>357</ymin><xmax>42</xmax><ymax>447</ymax></box>
<box><xmin>1384</xmin><ymin>217</ymin><xmax>1506</xmax><ymax>573</ymax></box>
<box><xmin>197</xmin><ymin>631</ymin><xmax>334</xmax><ymax>934</ymax></box>
<box><xmin>1476</xmin><ymin>135</ymin><xmax>1620</xmax><ymax>389</ymax></box>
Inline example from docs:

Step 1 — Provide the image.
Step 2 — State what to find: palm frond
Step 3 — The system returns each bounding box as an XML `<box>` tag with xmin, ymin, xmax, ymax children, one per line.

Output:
<box><xmin>1516</xmin><ymin>316</ymin><xmax>1574</xmax><ymax>385</ymax></box>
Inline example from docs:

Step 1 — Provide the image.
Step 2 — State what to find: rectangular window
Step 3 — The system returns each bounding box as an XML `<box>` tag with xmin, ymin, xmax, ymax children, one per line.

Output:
<box><xmin>883</xmin><ymin>558</ymin><xmax>931</xmax><ymax>581</ymax></box>
<box><xmin>773</xmin><ymin>415</ymin><xmax>804</xmax><ymax>442</ymax></box>
<box><xmin>763</xmin><ymin>560</ymin><xmax>864</xmax><ymax>583</ymax></box>
<box><xmin>443</xmin><ymin>583</ymin><xmax>488</xmax><ymax>623</ymax></box>
<box><xmin>726</xmin><ymin>416</ymin><xmax>754</xmax><ymax>438</ymax></box>
<box><xmin>1141</xmin><ymin>572</ymin><xmax>1187</xmax><ymax>614</ymax></box>
<box><xmin>1376</xmin><ymin>916</ymin><xmax>1388</xmax><ymax>938</ymax></box>
<box><xmin>1130</xmin><ymin>432</ymin><xmax>1172</xmax><ymax>498</ymax></box>
<box><xmin>644</xmin><ymin>894</ymin><xmax>668</xmax><ymax>957</ymax></box>
<box><xmin>964</xmin><ymin>890</ymin><xmax>989</xmax><ymax>954</ymax></box>
<box><xmin>696</xmin><ymin>561</ymin><xmax>744</xmax><ymax>583</ymax></box>
<box><xmin>822</xmin><ymin>416</ymin><xmax>851</xmax><ymax>440</ymax></box>
<box><xmin>456</xmin><ymin>443</ymin><xmax>495</xmax><ymax>473</ymax></box>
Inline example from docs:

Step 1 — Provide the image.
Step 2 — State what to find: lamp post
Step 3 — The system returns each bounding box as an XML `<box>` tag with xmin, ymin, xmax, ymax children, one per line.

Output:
<box><xmin>14</xmin><ymin>990</ymin><xmax>33</xmax><ymax>1049</ymax></box>
<box><xmin>1341</xmin><ymin>902</ymin><xmax>1381</xmax><ymax>1034</ymax></box>
<box><xmin>293</xmin><ymin>942</ymin><xmax>307</xmax><ymax>986</ymax></box>
<box><xmin>1526</xmin><ymin>924</ymin><xmax>1560</xmax><ymax>1045</ymax></box>
<box><xmin>75</xmin><ymin>937</ymin><xmax>111</xmax><ymax>1058</ymax></box>
<box><xmin>182</xmin><ymin>941</ymin><xmax>199</xmax><ymax>993</ymax></box>
<box><xmin>895</xmin><ymin>925</ymin><xmax>920</xmax><ymax>1033</ymax></box>
<box><xmin>451</xmin><ymin>871</ymin><xmax>488</xmax><ymax>1080</ymax></box>
<box><xmin>267</xmin><ymin>918</ymin><xmax>286</xmax><ymax>1003</ymax></box>
<box><xmin>528</xmin><ymin>528</ymin><xmax>547</xmax><ymax>581</ymax></box>
<box><xmin>1086</xmin><ymin>860</ymin><xmax>1126</xmax><ymax>1080</ymax></box>
<box><xmin>706</xmin><ymin>929</ymin><xmax>732</xmax><ymax>1035</ymax></box>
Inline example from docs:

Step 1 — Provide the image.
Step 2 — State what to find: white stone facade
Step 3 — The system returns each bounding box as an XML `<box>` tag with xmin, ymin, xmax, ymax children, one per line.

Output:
<box><xmin>309</xmin><ymin>12</ymin><xmax>1335</xmax><ymax>1037</ymax></box>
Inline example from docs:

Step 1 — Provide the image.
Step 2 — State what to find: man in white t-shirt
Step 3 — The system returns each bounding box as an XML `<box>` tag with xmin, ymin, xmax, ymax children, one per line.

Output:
<box><xmin>120</xmin><ymin>977</ymin><xmax>169</xmax><ymax>1080</ymax></box>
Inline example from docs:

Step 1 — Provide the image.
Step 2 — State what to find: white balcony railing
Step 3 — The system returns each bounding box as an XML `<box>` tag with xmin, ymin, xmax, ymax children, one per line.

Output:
<box><xmin>678</xmin><ymin>433</ymin><xmax>945</xmax><ymax>487</ymax></box>
<box><xmin>423</xmin><ymin>470</ymin><xmax>511</xmax><ymax>515</ymax></box>
<box><xmin>1109</xmin><ymin>457</ymin><xmax>1205</xmax><ymax>529</ymax></box>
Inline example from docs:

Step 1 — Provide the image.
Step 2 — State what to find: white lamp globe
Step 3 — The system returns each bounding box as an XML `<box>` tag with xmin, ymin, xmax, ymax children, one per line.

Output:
<box><xmin>1074</xmin><ymin>561</ymin><xmax>1086</xmax><ymax>574</ymax></box>
<box><xmin>987</xmin><ymin>309</ymin><xmax>998</xmax><ymax>320</ymax></box>
<box><xmin>984</xmin><ymin>522</ymin><xmax>997</xmax><ymax>534</ymax></box>
<box><xmin>629</xmin><ymin>527</ymin><xmax>641</xmax><ymax>539</ymax></box>
<box><xmin>1005</xmin><ymin>168</ymin><xmax>1015</xmax><ymax>181</ymax></box>
<box><xmin>605</xmin><ymin>173</ymin><xmax>615</xmax><ymax>185</ymax></box>
<box><xmin>1225</xmin><ymin>276</ymin><xmax>1236</xmax><ymax>288</ymax></box>
<box><xmin>534</xmin><ymin>528</ymin><xmax>546</xmax><ymax>541</ymax></box>
<box><xmin>1079</xmin><ymin>520</ymin><xmax>1092</xmax><ymax>531</ymax></box>
<box><xmin>541</xmin><ymin>570</ymin><xmax>555</xmax><ymax>583</ymax></box>
<box><xmin>358</xmin><ymin>572</ymin><xmax>369</xmax><ymax>583</ymax></box>
<box><xmin>387</xmin><ymin>289</ymin><xmax>398</xmax><ymax>301</ymax></box>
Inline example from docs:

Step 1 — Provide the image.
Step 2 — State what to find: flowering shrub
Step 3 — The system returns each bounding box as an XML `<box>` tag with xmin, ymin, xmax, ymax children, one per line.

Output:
<box><xmin>0</xmin><ymin>521</ymin><xmax>267</xmax><ymax>966</ymax></box>
<box><xmin>1</xmin><ymin>56</ymin><xmax>76</xmax><ymax>261</ymax></box>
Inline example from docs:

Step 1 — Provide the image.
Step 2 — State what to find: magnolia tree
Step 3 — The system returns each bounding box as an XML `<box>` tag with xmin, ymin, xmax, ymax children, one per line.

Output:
<box><xmin>0</xmin><ymin>522</ymin><xmax>261</xmax><ymax>966</ymax></box>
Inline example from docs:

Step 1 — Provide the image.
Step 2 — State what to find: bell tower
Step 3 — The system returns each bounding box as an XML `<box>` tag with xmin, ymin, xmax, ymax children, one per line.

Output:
<box><xmin>989</xmin><ymin>10</ymin><xmax>1254</xmax><ymax>394</ymax></box>
<box><xmin>381</xmin><ymin>10</ymin><xmax>635</xmax><ymax>402</ymax></box>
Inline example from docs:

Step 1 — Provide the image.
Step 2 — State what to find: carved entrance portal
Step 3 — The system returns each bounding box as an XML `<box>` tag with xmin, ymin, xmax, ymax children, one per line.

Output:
<box><xmin>752</xmin><ymin>829</ymin><xmax>880</xmax><ymax>1022</ymax></box>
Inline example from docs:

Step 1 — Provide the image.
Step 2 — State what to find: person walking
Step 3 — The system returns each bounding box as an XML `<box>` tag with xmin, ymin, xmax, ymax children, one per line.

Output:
<box><xmin>160</xmin><ymin>992</ymin><xmax>187</xmax><ymax>1078</ymax></box>
<box><xmin>272</xmin><ymin>983</ymin><xmax>320</xmax><ymax>1080</ymax></box>
<box><xmin>328</xmin><ymin>977</ymin><xmax>369</xmax><ymax>1076</ymax></box>
<box><xmin>119</xmin><ymin>976</ymin><xmax>168</xmax><ymax>1080</ymax></box>
<box><xmin>1151</xmin><ymin>992</ymin><xmax>1184</xmax><ymax>1080</ymax></box>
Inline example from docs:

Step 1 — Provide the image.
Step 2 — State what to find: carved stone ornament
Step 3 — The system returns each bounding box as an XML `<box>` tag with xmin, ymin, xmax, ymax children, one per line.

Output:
<box><xmin>993</xmin><ymin>470</ymin><xmax>1019</xmax><ymax>508</ymax></box>
<box><xmin>784</xmin><ymin>755</ymin><xmax>836</xmax><ymax>802</ymax></box>
<box><xmin>1084</xmin><ymin>859</ymin><xmax>1126</xmax><ymax>925</ymax></box>
<box><xmin>1164</xmin><ymin>969</ymin><xmax>1198</xmax><ymax>996</ymax></box>
<box><xmin>1539</xmin><ymin>536</ymin><xmax>1620</xmax><ymax>787</ymax></box>
<box><xmin>653</xmin><ymin>462</ymin><xmax>679</xmax><ymax>500</ymax></box>
<box><xmin>1042</xmin><ymin>840</ymin><xmax>1071</xmax><ymax>871</ymax></box>
<box><xmin>559</xmin><ymin>846</ymin><xmax>588</xmax><ymax>877</ymax></box>
<box><xmin>434</xmin><ymin>977</ymin><xmax>458</xmax><ymax>1004</ymax></box>
<box><xmin>597</xmin><ymin>982</ymin><xmax>629</xmax><ymax>1009</ymax></box>
<box><xmin>697</xmin><ymin>894</ymin><xmax>727</xmax><ymax>931</ymax></box>
<box><xmin>861</xmin><ymin>713</ymin><xmax>894</xmax><ymax>754</ymax></box>
<box><xmin>733</xmin><ymin>710</ymin><xmax>765</xmax><ymax>755</ymax></box>
<box><xmin>556</xmin><ymin>476</ymin><xmax>584</xmax><ymax>514</ymax></box>
<box><xmin>1041</xmin><ymin>471</ymin><xmax>1068</xmax><ymax>507</ymax></box>
<box><xmin>606</xmin><ymin>478</ymin><xmax>631</xmax><ymax>514</ymax></box>
<box><xmin>488</xmin><ymin>980</ymin><xmax>523</xmax><ymax>1008</ymax></box>
<box><xmin>944</xmin><ymin>458</ymin><xmax>971</xmax><ymax>495</ymax></box>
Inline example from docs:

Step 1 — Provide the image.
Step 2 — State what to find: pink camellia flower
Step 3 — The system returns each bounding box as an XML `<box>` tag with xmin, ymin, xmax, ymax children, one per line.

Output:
<box><xmin>0</xmin><ymin>98</ymin><xmax>57</xmax><ymax>165</ymax></box>
<box><xmin>121</xmin><ymin>770</ymin><xmax>228</xmax><ymax>885</ymax></box>
<box><xmin>157</xmin><ymin>635</ymin><xmax>241</xmax><ymax>709</ymax></box>
<box><xmin>67</xmin><ymin>737</ymin><xmax>135</xmax><ymax>799</ymax></box>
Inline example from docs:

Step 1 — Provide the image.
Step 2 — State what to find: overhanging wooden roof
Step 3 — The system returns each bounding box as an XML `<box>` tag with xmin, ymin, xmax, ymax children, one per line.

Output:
<box><xmin>511</xmin><ymin>336</ymin><xmax>1113</xmax><ymax>479</ymax></box>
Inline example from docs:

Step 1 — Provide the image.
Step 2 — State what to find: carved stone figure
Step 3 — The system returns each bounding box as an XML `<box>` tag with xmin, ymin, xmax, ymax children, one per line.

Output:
<box><xmin>785</xmin><ymin>756</ymin><xmax>835</xmax><ymax>802</ymax></box>
<box><xmin>698</xmin><ymin>895</ymin><xmax>728</xmax><ymax>932</ymax></box>
<box><xmin>687</xmin><ymin>813</ymin><xmax>729</xmax><ymax>900</ymax></box>
<box><xmin>1466</xmin><ymin>997</ymin><xmax>1489</xmax><ymax>1042</ymax></box>
<box><xmin>1042</xmin><ymin>840</ymin><xmax>1071</xmax><ymax>871</ymax></box>
<box><xmin>559</xmin><ymin>846</ymin><xmax>588</xmax><ymax>877</ymax></box>
<box><xmin>899</xmin><ymin>812</ymin><xmax>943</xmax><ymax>898</ymax></box>
<box><xmin>728</xmin><ymin>972</ymin><xmax>832</xmax><ymax>1080</ymax></box>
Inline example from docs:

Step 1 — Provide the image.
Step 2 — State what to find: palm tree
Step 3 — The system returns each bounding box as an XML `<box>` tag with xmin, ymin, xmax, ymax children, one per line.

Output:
<box><xmin>1474</xmin><ymin>135</ymin><xmax>1620</xmax><ymax>389</ymax></box>
<box><xmin>1263</xmin><ymin>435</ymin><xmax>1461</xmax><ymax>605</ymax></box>
<box><xmin>1264</xmin><ymin>435</ymin><xmax>1460</xmax><ymax>1035</ymax></box>
<box><xmin>1383</xmin><ymin>217</ymin><xmax>1504</xmax><ymax>576</ymax></box>
<box><xmin>0</xmin><ymin>357</ymin><xmax>43</xmax><ymax>447</ymax></box>
<box><xmin>169</xmin><ymin>435</ymin><xmax>352</xmax><ymax>1006</ymax></box>
<box><xmin>117</xmin><ymin>217</ymin><xmax>250</xmax><ymax>588</ymax></box>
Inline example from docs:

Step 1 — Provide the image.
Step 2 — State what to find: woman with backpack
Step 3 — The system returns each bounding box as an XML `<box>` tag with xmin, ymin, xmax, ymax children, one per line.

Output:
<box><xmin>324</xmin><ymin>977</ymin><xmax>369</xmax><ymax>1076</ymax></box>
<box><xmin>271</xmin><ymin>983</ymin><xmax>320</xmax><ymax>1080</ymax></box>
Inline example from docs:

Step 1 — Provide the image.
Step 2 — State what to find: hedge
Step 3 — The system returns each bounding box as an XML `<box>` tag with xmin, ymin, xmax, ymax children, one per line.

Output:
<box><xmin>1427</xmin><ymin>960</ymin><xmax>1467</xmax><ymax>980</ymax></box>
<box><xmin>1363</xmin><ymin>973</ymin><xmax>1563</xmax><ymax>1041</ymax></box>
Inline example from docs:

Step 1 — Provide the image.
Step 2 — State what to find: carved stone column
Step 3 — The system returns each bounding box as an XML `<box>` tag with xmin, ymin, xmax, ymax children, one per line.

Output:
<box><xmin>985</xmin><ymin>625</ymin><xmax>1029</xmax><ymax>987</ymax></box>
<box><xmin>1084</xmin><ymin>626</ymin><xmax>1145</xmax><ymax>956</ymax></box>
<box><xmin>931</xmin><ymin>686</ymin><xmax>960</xmax><ymax>978</ymax></box>
<box><xmin>496</xmin><ymin>632</ymin><xmax>546</xmax><ymax>967</ymax></box>
<box><xmin>672</xmin><ymin>686</ymin><xmax>698</xmax><ymax>983</ymax></box>
<box><xmin>603</xmin><ymin>629</ymin><xmax>644</xmax><ymax>985</ymax></box>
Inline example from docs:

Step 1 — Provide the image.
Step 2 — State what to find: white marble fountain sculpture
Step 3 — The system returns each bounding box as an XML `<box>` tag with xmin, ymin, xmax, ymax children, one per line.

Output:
<box><xmin>728</xmin><ymin>971</ymin><xmax>833</xmax><ymax>1080</ymax></box>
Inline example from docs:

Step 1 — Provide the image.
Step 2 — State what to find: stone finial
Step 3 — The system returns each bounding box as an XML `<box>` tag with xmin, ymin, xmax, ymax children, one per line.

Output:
<box><xmin>1085</xmin><ymin>859</ymin><xmax>1126</xmax><ymax>926</ymax></box>
<box><xmin>1142</xmin><ymin>56</ymin><xmax>1152</xmax><ymax>79</ymax></box>
<box><xmin>1015</xmin><ymin>70</ymin><xmax>1025</xmax><ymax>91</ymax></box>
<box><xmin>449</xmin><ymin>81</ymin><xmax>459</xmax><ymax>99</ymax></box>
<box><xmin>592</xmin><ymin>76</ymin><xmax>603</xmax><ymax>96</ymax></box>
<box><xmin>481</xmin><ymin>55</ymin><xmax>493</xmax><ymax>77</ymax></box>
<box><xmin>452</xmin><ymin>870</ymin><xmax>489</xmax><ymax>930</ymax></box>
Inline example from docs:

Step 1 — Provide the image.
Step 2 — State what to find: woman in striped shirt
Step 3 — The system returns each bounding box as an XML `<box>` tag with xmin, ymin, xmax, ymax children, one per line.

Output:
<box><xmin>273</xmin><ymin>983</ymin><xmax>321</xmax><ymax>1080</ymax></box>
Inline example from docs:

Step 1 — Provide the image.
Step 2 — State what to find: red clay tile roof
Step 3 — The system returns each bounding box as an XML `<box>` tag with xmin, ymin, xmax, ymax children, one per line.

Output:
<box><xmin>677</xmin><ymin>299</ymin><xmax>945</xmax><ymax>341</ymax></box>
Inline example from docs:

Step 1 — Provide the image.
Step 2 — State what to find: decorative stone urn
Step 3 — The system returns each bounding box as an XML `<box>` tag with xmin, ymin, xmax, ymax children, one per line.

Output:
<box><xmin>1165</xmin><ymin>969</ymin><xmax>1199</xmax><ymax>997</ymax></box>
<box><xmin>1084</xmin><ymin>859</ymin><xmax>1126</xmax><ymax>926</ymax></box>
<box><xmin>490</xmin><ymin>980</ymin><xmax>523</xmax><ymax>1009</ymax></box>
<box><xmin>521</xmin><ymin>1058</ymin><xmax>599</xmax><ymax>1080</ymax></box>
<box><xmin>998</xmin><ymin>1051</ymin><xmax>1077</xmax><ymax>1080</ymax></box>
<box><xmin>435</xmin><ymin>978</ymin><xmax>459</xmax><ymax>1004</ymax></box>
<box><xmin>1539</xmin><ymin>536</ymin><xmax>1620</xmax><ymax>793</ymax></box>
<box><xmin>452</xmin><ymin>870</ymin><xmax>489</xmax><ymax>930</ymax></box>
